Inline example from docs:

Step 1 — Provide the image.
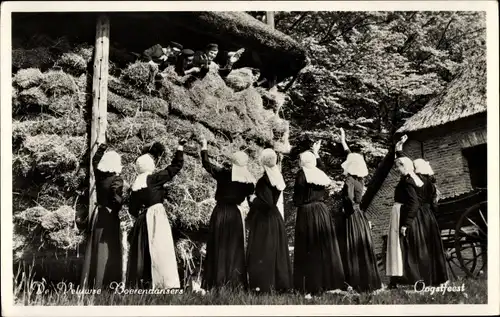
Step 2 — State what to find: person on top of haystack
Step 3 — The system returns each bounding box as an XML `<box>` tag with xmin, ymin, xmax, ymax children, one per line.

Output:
<box><xmin>126</xmin><ymin>138</ymin><xmax>186</xmax><ymax>289</ymax></box>
<box><xmin>174</xmin><ymin>49</ymin><xmax>202</xmax><ymax>77</ymax></box>
<box><xmin>141</xmin><ymin>42</ymin><xmax>183</xmax><ymax>92</ymax></box>
<box><xmin>246</xmin><ymin>148</ymin><xmax>292</xmax><ymax>294</ymax></box>
<box><xmin>386</xmin><ymin>135</ymin><xmax>425</xmax><ymax>290</ymax></box>
<box><xmin>198</xmin><ymin>136</ymin><xmax>256</xmax><ymax>290</ymax></box>
<box><xmin>292</xmin><ymin>140</ymin><xmax>345</xmax><ymax>296</ymax></box>
<box><xmin>80</xmin><ymin>142</ymin><xmax>124</xmax><ymax>290</ymax></box>
<box><xmin>217</xmin><ymin>48</ymin><xmax>245</xmax><ymax>78</ymax></box>
<box><xmin>193</xmin><ymin>43</ymin><xmax>219</xmax><ymax>78</ymax></box>
<box><xmin>337</xmin><ymin>128</ymin><xmax>382</xmax><ymax>293</ymax></box>
<box><xmin>141</xmin><ymin>42</ymin><xmax>183</xmax><ymax>70</ymax></box>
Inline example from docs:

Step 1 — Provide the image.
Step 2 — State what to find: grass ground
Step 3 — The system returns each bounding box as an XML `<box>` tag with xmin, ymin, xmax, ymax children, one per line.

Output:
<box><xmin>13</xmin><ymin>267</ymin><xmax>487</xmax><ymax>305</ymax></box>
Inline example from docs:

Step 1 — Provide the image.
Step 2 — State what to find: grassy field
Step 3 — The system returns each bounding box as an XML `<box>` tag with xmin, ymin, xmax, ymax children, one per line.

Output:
<box><xmin>13</xmin><ymin>268</ymin><xmax>487</xmax><ymax>305</ymax></box>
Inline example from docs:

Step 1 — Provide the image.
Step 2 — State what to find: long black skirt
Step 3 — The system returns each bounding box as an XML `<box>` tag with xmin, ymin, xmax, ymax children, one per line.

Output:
<box><xmin>402</xmin><ymin>204</ymin><xmax>448</xmax><ymax>286</ymax></box>
<box><xmin>126</xmin><ymin>212</ymin><xmax>152</xmax><ymax>288</ymax></box>
<box><xmin>202</xmin><ymin>203</ymin><xmax>247</xmax><ymax>290</ymax></box>
<box><xmin>293</xmin><ymin>201</ymin><xmax>345</xmax><ymax>294</ymax></box>
<box><xmin>80</xmin><ymin>208</ymin><xmax>122</xmax><ymax>290</ymax></box>
<box><xmin>246</xmin><ymin>204</ymin><xmax>292</xmax><ymax>293</ymax></box>
<box><xmin>343</xmin><ymin>209</ymin><xmax>382</xmax><ymax>292</ymax></box>
<box><xmin>401</xmin><ymin>204</ymin><xmax>449</xmax><ymax>286</ymax></box>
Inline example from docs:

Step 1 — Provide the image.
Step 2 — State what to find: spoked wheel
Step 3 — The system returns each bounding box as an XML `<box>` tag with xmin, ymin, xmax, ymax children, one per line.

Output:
<box><xmin>442</xmin><ymin>229</ymin><xmax>460</xmax><ymax>280</ymax></box>
<box><xmin>454</xmin><ymin>201</ymin><xmax>487</xmax><ymax>278</ymax></box>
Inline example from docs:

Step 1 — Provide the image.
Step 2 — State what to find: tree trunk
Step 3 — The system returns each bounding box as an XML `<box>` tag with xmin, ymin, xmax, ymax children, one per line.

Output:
<box><xmin>266</xmin><ymin>11</ymin><xmax>275</xmax><ymax>29</ymax></box>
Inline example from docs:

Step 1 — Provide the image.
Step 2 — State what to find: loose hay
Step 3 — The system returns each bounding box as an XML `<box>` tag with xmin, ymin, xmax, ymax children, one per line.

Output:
<box><xmin>41</xmin><ymin>70</ymin><xmax>77</xmax><ymax>97</ymax></box>
<box><xmin>13</xmin><ymin>68</ymin><xmax>44</xmax><ymax>89</ymax></box>
<box><xmin>120</xmin><ymin>62</ymin><xmax>152</xmax><ymax>89</ymax></box>
<box><xmin>22</xmin><ymin>134</ymin><xmax>85</xmax><ymax>175</ymax></box>
<box><xmin>108</xmin><ymin>91</ymin><xmax>139</xmax><ymax>116</ymax></box>
<box><xmin>142</xmin><ymin>96</ymin><xmax>169</xmax><ymax>118</ymax></box>
<box><xmin>18</xmin><ymin>87</ymin><xmax>49</xmax><ymax>108</ymax></box>
<box><xmin>224</xmin><ymin>67</ymin><xmax>258</xmax><ymax>92</ymax></box>
<box><xmin>55</xmin><ymin>53</ymin><xmax>87</xmax><ymax>76</ymax></box>
<box><xmin>12</xmin><ymin>39</ymin><xmax>293</xmax><ymax>284</ymax></box>
<box><xmin>12</xmin><ymin>47</ymin><xmax>55</xmax><ymax>70</ymax></box>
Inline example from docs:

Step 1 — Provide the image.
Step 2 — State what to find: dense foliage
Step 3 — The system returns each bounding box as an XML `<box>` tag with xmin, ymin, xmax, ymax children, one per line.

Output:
<box><xmin>249</xmin><ymin>11</ymin><xmax>485</xmax><ymax>160</ymax></box>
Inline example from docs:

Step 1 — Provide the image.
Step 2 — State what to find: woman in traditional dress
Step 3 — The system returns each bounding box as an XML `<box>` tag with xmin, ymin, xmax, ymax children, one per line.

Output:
<box><xmin>80</xmin><ymin>143</ymin><xmax>124</xmax><ymax>290</ymax></box>
<box><xmin>412</xmin><ymin>158</ymin><xmax>449</xmax><ymax>286</ymax></box>
<box><xmin>386</xmin><ymin>135</ymin><xmax>424</xmax><ymax>289</ymax></box>
<box><xmin>199</xmin><ymin>137</ymin><xmax>255</xmax><ymax>290</ymax></box>
<box><xmin>293</xmin><ymin>141</ymin><xmax>345</xmax><ymax>295</ymax></box>
<box><xmin>126</xmin><ymin>139</ymin><xmax>185</xmax><ymax>289</ymax></box>
<box><xmin>246</xmin><ymin>148</ymin><xmax>292</xmax><ymax>293</ymax></box>
<box><xmin>338</xmin><ymin>128</ymin><xmax>382</xmax><ymax>293</ymax></box>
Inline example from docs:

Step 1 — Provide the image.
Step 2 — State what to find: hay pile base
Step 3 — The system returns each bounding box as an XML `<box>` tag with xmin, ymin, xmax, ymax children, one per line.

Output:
<box><xmin>12</xmin><ymin>38</ymin><xmax>291</xmax><ymax>284</ymax></box>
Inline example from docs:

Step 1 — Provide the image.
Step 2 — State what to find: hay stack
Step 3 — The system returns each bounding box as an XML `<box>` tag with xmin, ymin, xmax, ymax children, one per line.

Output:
<box><xmin>12</xmin><ymin>38</ymin><xmax>291</xmax><ymax>284</ymax></box>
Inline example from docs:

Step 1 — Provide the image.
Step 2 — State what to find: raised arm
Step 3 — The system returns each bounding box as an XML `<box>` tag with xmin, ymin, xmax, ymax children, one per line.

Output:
<box><xmin>150</xmin><ymin>141</ymin><xmax>185</xmax><ymax>186</ymax></box>
<box><xmin>312</xmin><ymin>140</ymin><xmax>326</xmax><ymax>170</ymax></box>
<box><xmin>339</xmin><ymin>127</ymin><xmax>351</xmax><ymax>155</ymax></box>
<box><xmin>92</xmin><ymin>143</ymin><xmax>108</xmax><ymax>173</ymax></box>
<box><xmin>200</xmin><ymin>138</ymin><xmax>223</xmax><ymax>180</ymax></box>
<box><xmin>395</xmin><ymin>135</ymin><xmax>411</xmax><ymax>159</ymax></box>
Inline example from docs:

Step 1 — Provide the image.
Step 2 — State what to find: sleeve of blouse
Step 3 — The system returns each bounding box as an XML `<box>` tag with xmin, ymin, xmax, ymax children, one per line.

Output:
<box><xmin>201</xmin><ymin>150</ymin><xmax>223</xmax><ymax>180</ymax></box>
<box><xmin>402</xmin><ymin>181</ymin><xmax>420</xmax><ymax>227</ymax></box>
<box><xmin>92</xmin><ymin>143</ymin><xmax>107</xmax><ymax>173</ymax></box>
<box><xmin>150</xmin><ymin>150</ymin><xmax>184</xmax><ymax>185</ymax></box>
<box><xmin>110</xmin><ymin>177</ymin><xmax>124</xmax><ymax>212</ymax></box>
<box><xmin>293</xmin><ymin>172</ymin><xmax>305</xmax><ymax>207</ymax></box>
<box><xmin>128</xmin><ymin>192</ymin><xmax>140</xmax><ymax>218</ymax></box>
<box><xmin>395</xmin><ymin>150</ymin><xmax>410</xmax><ymax>159</ymax></box>
<box><xmin>347</xmin><ymin>178</ymin><xmax>356</xmax><ymax>204</ymax></box>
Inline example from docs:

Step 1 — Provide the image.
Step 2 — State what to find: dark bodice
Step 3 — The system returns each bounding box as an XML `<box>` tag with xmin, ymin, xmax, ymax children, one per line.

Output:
<box><xmin>342</xmin><ymin>175</ymin><xmax>364</xmax><ymax>215</ymax></box>
<box><xmin>128</xmin><ymin>150</ymin><xmax>184</xmax><ymax>217</ymax></box>
<box><xmin>394</xmin><ymin>173</ymin><xmax>423</xmax><ymax>227</ymax></box>
<box><xmin>93</xmin><ymin>144</ymin><xmax>124</xmax><ymax>214</ymax></box>
<box><xmin>293</xmin><ymin>157</ymin><xmax>328</xmax><ymax>207</ymax></box>
<box><xmin>252</xmin><ymin>173</ymin><xmax>281</xmax><ymax>209</ymax></box>
<box><xmin>201</xmin><ymin>150</ymin><xmax>254</xmax><ymax>205</ymax></box>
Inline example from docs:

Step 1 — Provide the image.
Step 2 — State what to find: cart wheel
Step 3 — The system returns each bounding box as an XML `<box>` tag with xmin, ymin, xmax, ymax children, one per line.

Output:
<box><xmin>454</xmin><ymin>201</ymin><xmax>487</xmax><ymax>278</ymax></box>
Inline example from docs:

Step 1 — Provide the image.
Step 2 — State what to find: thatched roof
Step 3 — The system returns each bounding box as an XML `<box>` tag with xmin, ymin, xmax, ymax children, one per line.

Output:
<box><xmin>12</xmin><ymin>12</ymin><xmax>308</xmax><ymax>81</ymax></box>
<box><xmin>397</xmin><ymin>51</ymin><xmax>486</xmax><ymax>133</ymax></box>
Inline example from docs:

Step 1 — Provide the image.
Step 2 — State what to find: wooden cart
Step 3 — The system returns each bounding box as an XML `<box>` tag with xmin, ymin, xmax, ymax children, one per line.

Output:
<box><xmin>435</xmin><ymin>188</ymin><xmax>487</xmax><ymax>278</ymax></box>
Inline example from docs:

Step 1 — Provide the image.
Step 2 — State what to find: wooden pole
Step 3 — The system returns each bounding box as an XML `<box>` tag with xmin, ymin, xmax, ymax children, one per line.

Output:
<box><xmin>89</xmin><ymin>15</ymin><xmax>110</xmax><ymax>225</ymax></box>
<box><xmin>265</xmin><ymin>11</ymin><xmax>285</xmax><ymax>219</ymax></box>
<box><xmin>266</xmin><ymin>11</ymin><xmax>275</xmax><ymax>29</ymax></box>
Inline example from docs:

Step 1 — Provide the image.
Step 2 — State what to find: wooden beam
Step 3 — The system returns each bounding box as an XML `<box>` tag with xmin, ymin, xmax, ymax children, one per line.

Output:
<box><xmin>88</xmin><ymin>15</ymin><xmax>110</xmax><ymax>225</ymax></box>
